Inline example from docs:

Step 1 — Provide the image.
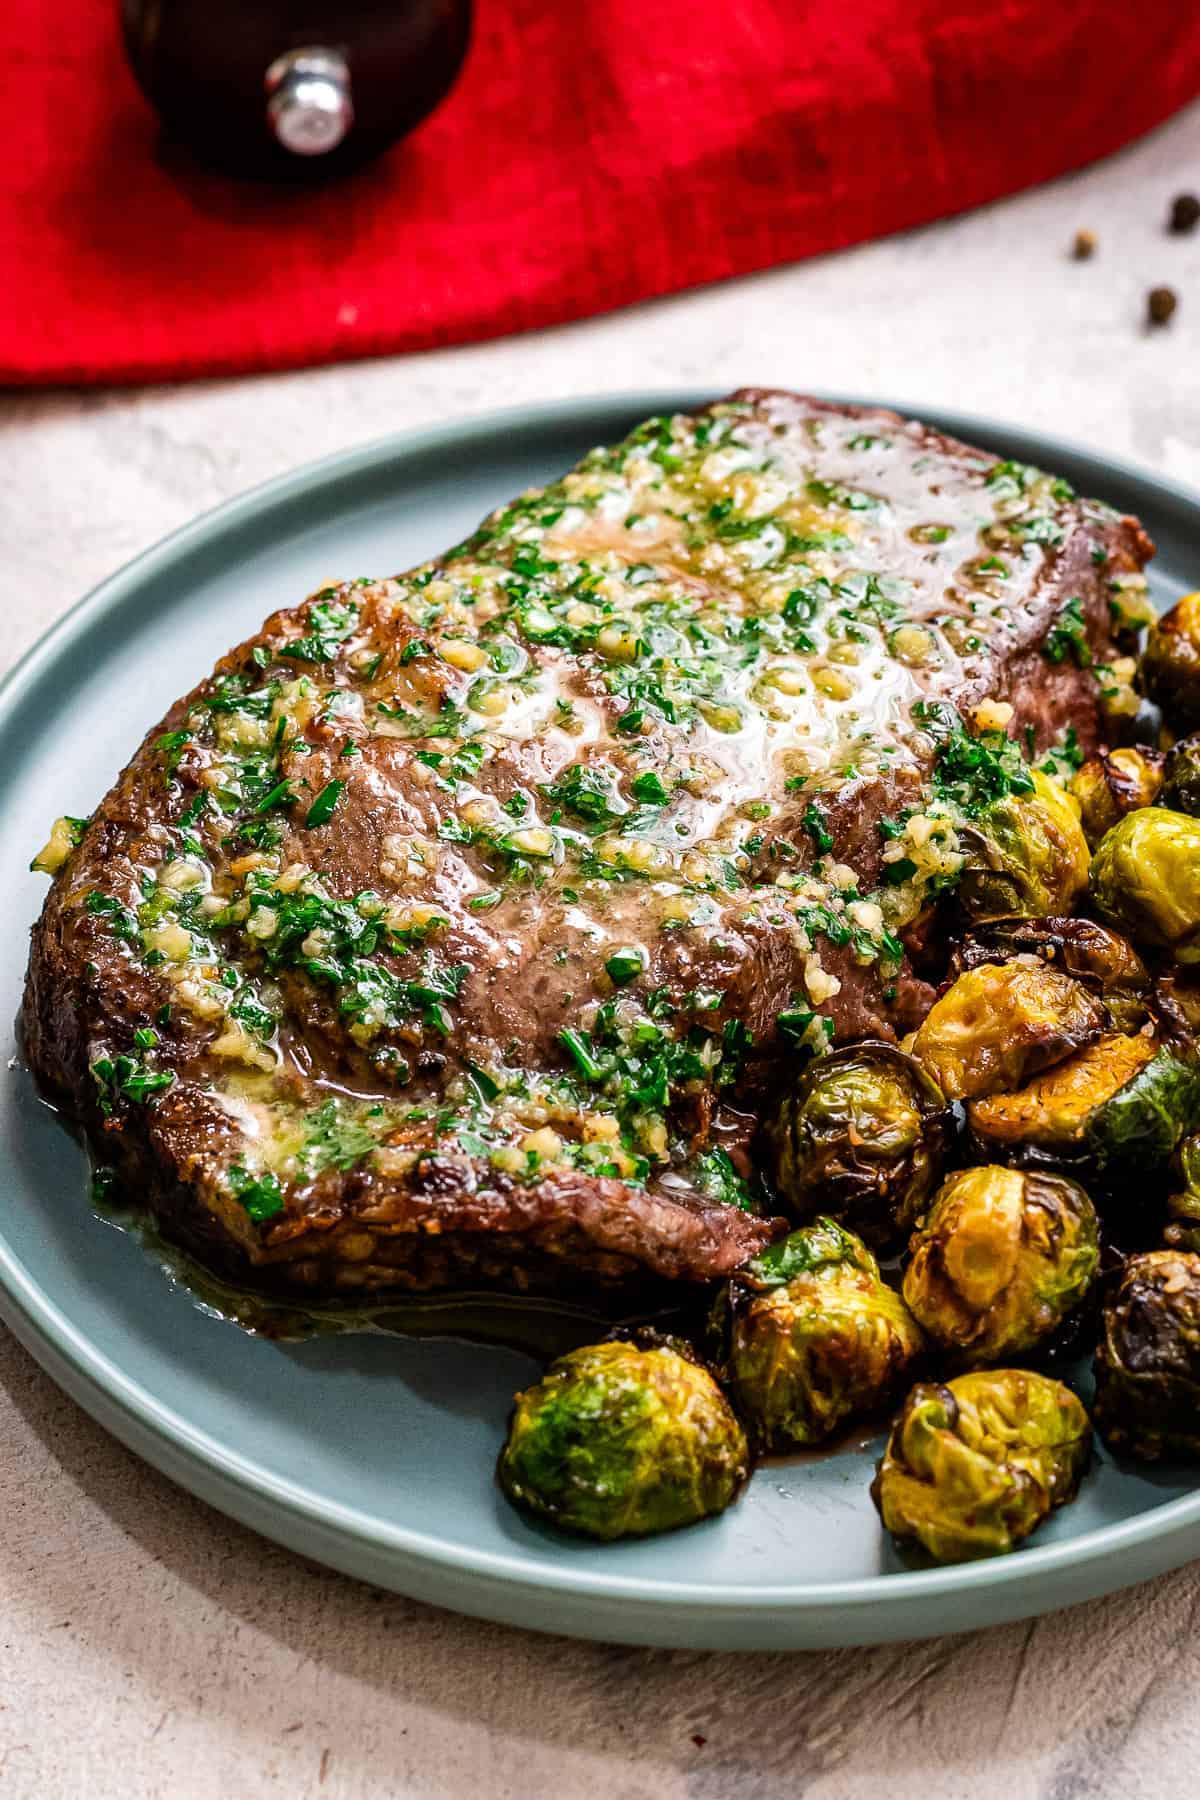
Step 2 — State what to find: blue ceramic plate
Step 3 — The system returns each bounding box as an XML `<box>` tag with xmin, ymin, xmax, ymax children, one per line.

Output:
<box><xmin>2</xmin><ymin>392</ymin><xmax>1199</xmax><ymax>1650</ymax></box>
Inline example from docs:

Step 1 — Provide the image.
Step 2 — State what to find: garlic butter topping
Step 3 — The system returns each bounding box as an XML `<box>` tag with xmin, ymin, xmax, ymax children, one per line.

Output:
<box><xmin>55</xmin><ymin>394</ymin><xmax>1119</xmax><ymax>1218</ymax></box>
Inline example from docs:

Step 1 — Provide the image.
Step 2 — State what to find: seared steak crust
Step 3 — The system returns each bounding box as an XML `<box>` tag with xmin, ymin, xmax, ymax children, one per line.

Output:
<box><xmin>23</xmin><ymin>393</ymin><xmax>1153</xmax><ymax>1301</ymax></box>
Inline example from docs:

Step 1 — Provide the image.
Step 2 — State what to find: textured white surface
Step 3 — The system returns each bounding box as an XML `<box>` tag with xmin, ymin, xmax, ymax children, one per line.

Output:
<box><xmin>2</xmin><ymin>99</ymin><xmax>1200</xmax><ymax>1800</ymax></box>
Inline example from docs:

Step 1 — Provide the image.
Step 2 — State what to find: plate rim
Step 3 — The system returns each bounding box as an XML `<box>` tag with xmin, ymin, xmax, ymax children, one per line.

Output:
<box><xmin>4</xmin><ymin>387</ymin><xmax>1200</xmax><ymax>1645</ymax></box>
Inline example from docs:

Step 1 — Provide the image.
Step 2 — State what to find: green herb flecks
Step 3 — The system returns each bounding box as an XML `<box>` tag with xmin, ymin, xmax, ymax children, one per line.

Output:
<box><xmin>85</xmin><ymin>889</ymin><xmax>140</xmax><ymax>946</ymax></box>
<box><xmin>917</xmin><ymin>703</ymin><xmax>1035</xmax><ymax>818</ymax></box>
<box><xmin>1038</xmin><ymin>726</ymin><xmax>1085</xmax><ymax>781</ymax></box>
<box><xmin>802</xmin><ymin>801</ymin><xmax>833</xmax><ymax>856</ymax></box>
<box><xmin>748</xmin><ymin>1217</ymin><xmax>865</xmax><ymax>1287</ymax></box>
<box><xmin>689</xmin><ymin>1145</ymin><xmax>758</xmax><ymax>1213</ymax></box>
<box><xmin>156</xmin><ymin>731</ymin><xmax>191</xmax><ymax>777</ymax></box>
<box><xmin>776</xmin><ymin>1007</ymin><xmax>836</xmax><ymax>1058</ymax></box>
<box><xmin>630</xmin><ymin>771</ymin><xmax>669</xmax><ymax>805</ymax></box>
<box><xmin>543</xmin><ymin>764</ymin><xmax>627</xmax><ymax>828</ymax></box>
<box><xmin>1043</xmin><ymin>596</ymin><xmax>1091</xmax><ymax>668</ymax></box>
<box><xmin>605</xmin><ymin>947</ymin><xmax>645</xmax><ymax>987</ymax></box>
<box><xmin>556</xmin><ymin>1002</ymin><xmax>753</xmax><ymax>1137</ymax></box>
<box><xmin>227</xmin><ymin>878</ymin><xmax>469</xmax><ymax>1045</ymax></box>
<box><xmin>89</xmin><ymin>1051</ymin><xmax>175</xmax><ymax>1114</ymax></box>
<box><xmin>228</xmin><ymin>1163</ymin><xmax>285</xmax><ymax>1222</ymax></box>
<box><xmin>280</xmin><ymin>596</ymin><xmax>360</xmax><ymax>664</ymax></box>
<box><xmin>298</xmin><ymin>1099</ymin><xmax>383</xmax><ymax>1177</ymax></box>
<box><xmin>305</xmin><ymin>780</ymin><xmax>346</xmax><ymax>828</ymax></box>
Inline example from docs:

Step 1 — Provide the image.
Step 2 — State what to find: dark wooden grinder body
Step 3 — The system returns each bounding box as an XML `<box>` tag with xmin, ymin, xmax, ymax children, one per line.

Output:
<box><xmin>121</xmin><ymin>0</ymin><xmax>472</xmax><ymax>177</ymax></box>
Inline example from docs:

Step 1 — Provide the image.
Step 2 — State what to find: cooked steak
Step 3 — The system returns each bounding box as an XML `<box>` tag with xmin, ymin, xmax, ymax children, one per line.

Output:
<box><xmin>23</xmin><ymin>392</ymin><xmax>1153</xmax><ymax>1302</ymax></box>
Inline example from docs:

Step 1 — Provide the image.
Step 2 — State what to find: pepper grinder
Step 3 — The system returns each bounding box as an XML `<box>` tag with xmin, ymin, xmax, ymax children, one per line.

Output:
<box><xmin>121</xmin><ymin>1</ymin><xmax>472</xmax><ymax>178</ymax></box>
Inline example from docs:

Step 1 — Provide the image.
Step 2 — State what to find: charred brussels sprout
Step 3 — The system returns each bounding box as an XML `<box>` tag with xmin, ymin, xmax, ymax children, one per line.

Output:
<box><xmin>726</xmin><ymin>1219</ymin><xmax>924</xmax><ymax>1449</ymax></box>
<box><xmin>1142</xmin><ymin>592</ymin><xmax>1200</xmax><ymax>730</ymax></box>
<box><xmin>948</xmin><ymin>917</ymin><xmax>1149</xmax><ymax>1035</ymax></box>
<box><xmin>498</xmin><ymin>1339</ymin><xmax>748</xmax><ymax>1540</ymax></box>
<box><xmin>1165</xmin><ymin>1135</ymin><xmax>1200</xmax><ymax>1254</ymax></box>
<box><xmin>902</xmin><ymin>1166</ymin><xmax>1099</xmax><ymax>1365</ymax></box>
<box><xmin>1090</xmin><ymin>808</ymin><xmax>1200</xmax><ymax>960</ymax></box>
<box><xmin>1150</xmin><ymin>971</ymin><xmax>1200</xmax><ymax>1052</ymax></box>
<box><xmin>764</xmin><ymin>1042</ymin><xmax>948</xmax><ymax>1248</ymax></box>
<box><xmin>968</xmin><ymin>1032</ymin><xmax>1200</xmax><ymax>1184</ymax></box>
<box><xmin>1094</xmin><ymin>1251</ymin><xmax>1200</xmax><ymax>1460</ymax></box>
<box><xmin>911</xmin><ymin>959</ymin><xmax>1105</xmax><ymax>1102</ymax></box>
<box><xmin>1071</xmin><ymin>747</ymin><xmax>1164</xmax><ymax>848</ymax></box>
<box><xmin>871</xmin><ymin>1369</ymin><xmax>1090</xmax><ymax>1561</ymax></box>
<box><xmin>958</xmin><ymin>769</ymin><xmax>1090</xmax><ymax>921</ymax></box>
<box><xmin>1159</xmin><ymin>732</ymin><xmax>1200</xmax><ymax>817</ymax></box>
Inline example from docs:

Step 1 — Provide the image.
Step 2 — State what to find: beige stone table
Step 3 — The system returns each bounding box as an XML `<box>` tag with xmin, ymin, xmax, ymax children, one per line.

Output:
<box><xmin>2</xmin><ymin>101</ymin><xmax>1200</xmax><ymax>1800</ymax></box>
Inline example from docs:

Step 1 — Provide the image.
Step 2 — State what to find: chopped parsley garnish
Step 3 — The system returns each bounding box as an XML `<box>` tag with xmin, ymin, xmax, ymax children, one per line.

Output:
<box><xmin>204</xmin><ymin>674</ymin><xmax>276</xmax><ymax>718</ymax></box>
<box><xmin>280</xmin><ymin>597</ymin><xmax>359</xmax><ymax>664</ymax></box>
<box><xmin>85</xmin><ymin>889</ymin><xmax>140</xmax><ymax>945</ymax></box>
<box><xmin>690</xmin><ymin>1145</ymin><xmax>757</xmax><ymax>1213</ymax></box>
<box><xmin>304</xmin><ymin>779</ymin><xmax>346</xmax><ymax>828</ymax></box>
<box><xmin>630</xmin><ymin>771</ymin><xmax>669</xmax><ymax>805</ymax></box>
<box><xmin>802</xmin><ymin>801</ymin><xmax>833</xmax><ymax>855</ymax></box>
<box><xmin>228</xmin><ymin>1163</ymin><xmax>285</xmax><ymax>1222</ymax></box>
<box><xmin>225</xmin><ymin>880</ymin><xmax>469</xmax><ymax>1042</ymax></box>
<box><xmin>556</xmin><ymin>1001</ymin><xmax>753</xmax><ymax>1136</ymax></box>
<box><xmin>1038</xmin><ymin>726</ymin><xmax>1085</xmax><ymax>779</ymax></box>
<box><xmin>749</xmin><ymin>1218</ymin><xmax>864</xmax><ymax>1286</ymax></box>
<box><xmin>1043</xmin><ymin>596</ymin><xmax>1091</xmax><ymax>667</ymax></box>
<box><xmin>917</xmin><ymin>703</ymin><xmax>1035</xmax><ymax>816</ymax></box>
<box><xmin>882</xmin><ymin>857</ymin><xmax>919</xmax><ymax>885</ymax></box>
<box><xmin>605</xmin><ymin>947</ymin><xmax>645</xmax><ymax>987</ymax></box>
<box><xmin>177</xmin><ymin>791</ymin><xmax>208</xmax><ymax>831</ymax></box>
<box><xmin>228</xmin><ymin>990</ymin><xmax>277</xmax><ymax>1038</ymax></box>
<box><xmin>559</xmin><ymin>1027</ymin><xmax>606</xmax><ymax>1081</ymax></box>
<box><xmin>89</xmin><ymin>1052</ymin><xmax>175</xmax><ymax>1114</ymax></box>
<box><xmin>156</xmin><ymin>731</ymin><xmax>191</xmax><ymax>776</ymax></box>
<box><xmin>544</xmin><ymin>763</ymin><xmax>625</xmax><ymax>827</ymax></box>
<box><xmin>298</xmin><ymin>1100</ymin><xmax>380</xmax><ymax>1176</ymax></box>
<box><xmin>776</xmin><ymin>1007</ymin><xmax>836</xmax><ymax>1054</ymax></box>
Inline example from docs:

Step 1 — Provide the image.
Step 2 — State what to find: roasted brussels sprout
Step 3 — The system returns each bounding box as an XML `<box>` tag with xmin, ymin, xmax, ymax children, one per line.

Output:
<box><xmin>498</xmin><ymin>1339</ymin><xmax>749</xmax><ymax>1540</ymax></box>
<box><xmin>764</xmin><ymin>1042</ymin><xmax>948</xmax><ymax>1248</ymax></box>
<box><xmin>1159</xmin><ymin>732</ymin><xmax>1200</xmax><ymax>817</ymax></box>
<box><xmin>948</xmin><ymin>917</ymin><xmax>1150</xmax><ymax>1035</ymax></box>
<box><xmin>968</xmin><ymin>1032</ymin><xmax>1200</xmax><ymax>1184</ymax></box>
<box><xmin>1164</xmin><ymin>1135</ymin><xmax>1200</xmax><ymax>1253</ymax></box>
<box><xmin>911</xmin><ymin>959</ymin><xmax>1105</xmax><ymax>1101</ymax></box>
<box><xmin>1090</xmin><ymin>808</ymin><xmax>1200</xmax><ymax>960</ymax></box>
<box><xmin>1071</xmin><ymin>747</ymin><xmax>1164</xmax><ymax>847</ymax></box>
<box><xmin>871</xmin><ymin>1369</ymin><xmax>1090</xmax><ymax>1561</ymax></box>
<box><xmin>1142</xmin><ymin>591</ymin><xmax>1200</xmax><ymax>729</ymax></box>
<box><xmin>1094</xmin><ymin>1250</ymin><xmax>1200</xmax><ymax>1460</ymax></box>
<box><xmin>958</xmin><ymin>769</ymin><xmax>1090</xmax><ymax>920</ymax></box>
<box><xmin>902</xmin><ymin>1166</ymin><xmax>1099</xmax><ymax>1365</ymax></box>
<box><xmin>726</xmin><ymin>1219</ymin><xmax>924</xmax><ymax>1449</ymax></box>
<box><xmin>1150</xmin><ymin>971</ymin><xmax>1200</xmax><ymax>1053</ymax></box>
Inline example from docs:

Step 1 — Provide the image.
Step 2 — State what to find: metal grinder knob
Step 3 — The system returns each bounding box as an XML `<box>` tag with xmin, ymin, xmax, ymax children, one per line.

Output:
<box><xmin>120</xmin><ymin>1</ymin><xmax>472</xmax><ymax>181</ymax></box>
<box><xmin>265</xmin><ymin>48</ymin><xmax>355</xmax><ymax>157</ymax></box>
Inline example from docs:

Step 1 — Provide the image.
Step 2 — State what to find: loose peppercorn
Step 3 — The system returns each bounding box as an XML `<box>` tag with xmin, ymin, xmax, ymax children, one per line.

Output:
<box><xmin>1071</xmin><ymin>229</ymin><xmax>1097</xmax><ymax>260</ymax></box>
<box><xmin>1148</xmin><ymin>286</ymin><xmax>1179</xmax><ymax>327</ymax></box>
<box><xmin>1169</xmin><ymin>193</ymin><xmax>1200</xmax><ymax>234</ymax></box>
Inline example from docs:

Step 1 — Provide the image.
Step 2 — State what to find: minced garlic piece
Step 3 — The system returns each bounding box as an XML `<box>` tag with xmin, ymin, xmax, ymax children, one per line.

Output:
<box><xmin>31</xmin><ymin>817</ymin><xmax>80</xmax><ymax>876</ymax></box>
<box><xmin>973</xmin><ymin>699</ymin><xmax>1014</xmax><ymax>732</ymax></box>
<box><xmin>804</xmin><ymin>954</ymin><xmax>842</xmax><ymax>1005</ymax></box>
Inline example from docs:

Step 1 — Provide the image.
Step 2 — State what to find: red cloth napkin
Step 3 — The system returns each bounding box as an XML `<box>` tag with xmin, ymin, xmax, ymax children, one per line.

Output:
<box><xmin>3</xmin><ymin>1</ymin><xmax>1200</xmax><ymax>387</ymax></box>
